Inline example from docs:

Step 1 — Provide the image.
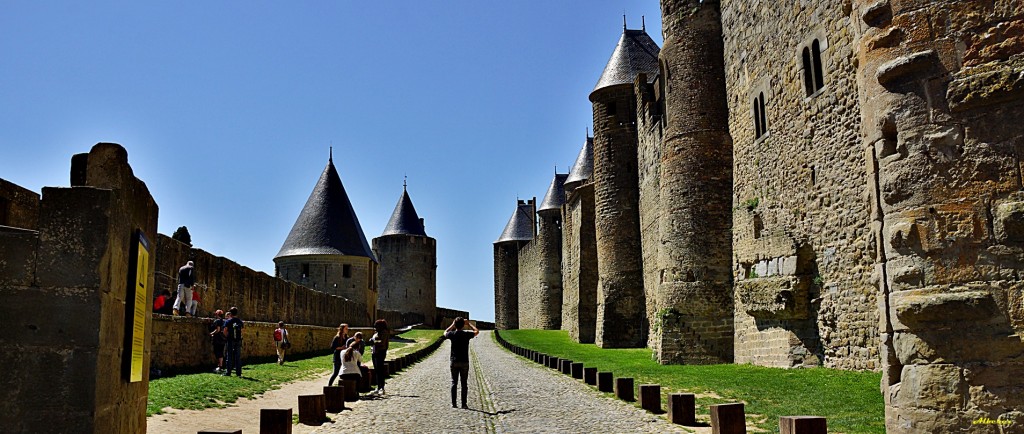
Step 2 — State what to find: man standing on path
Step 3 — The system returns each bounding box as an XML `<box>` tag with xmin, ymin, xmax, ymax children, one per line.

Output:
<box><xmin>222</xmin><ymin>306</ymin><xmax>244</xmax><ymax>377</ymax></box>
<box><xmin>444</xmin><ymin>317</ymin><xmax>479</xmax><ymax>409</ymax></box>
<box><xmin>173</xmin><ymin>260</ymin><xmax>196</xmax><ymax>316</ymax></box>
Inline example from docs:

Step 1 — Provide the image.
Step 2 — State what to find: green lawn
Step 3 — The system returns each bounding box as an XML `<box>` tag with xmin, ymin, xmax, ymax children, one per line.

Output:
<box><xmin>499</xmin><ymin>330</ymin><xmax>884</xmax><ymax>434</ymax></box>
<box><xmin>147</xmin><ymin>329</ymin><xmax>441</xmax><ymax>416</ymax></box>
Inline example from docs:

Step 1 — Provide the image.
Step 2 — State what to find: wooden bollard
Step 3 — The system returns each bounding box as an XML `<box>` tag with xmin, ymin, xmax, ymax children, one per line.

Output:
<box><xmin>710</xmin><ymin>403</ymin><xmax>746</xmax><ymax>434</ymax></box>
<box><xmin>614</xmin><ymin>377</ymin><xmax>634</xmax><ymax>402</ymax></box>
<box><xmin>198</xmin><ymin>431</ymin><xmax>241</xmax><ymax>434</ymax></box>
<box><xmin>323</xmin><ymin>386</ymin><xmax>345</xmax><ymax>413</ymax></box>
<box><xmin>639</xmin><ymin>384</ymin><xmax>661</xmax><ymax>413</ymax></box>
<box><xmin>549</xmin><ymin>357</ymin><xmax>560</xmax><ymax>369</ymax></box>
<box><xmin>382</xmin><ymin>362</ymin><xmax>391</xmax><ymax>377</ymax></box>
<box><xmin>584</xmin><ymin>367</ymin><xmax>597</xmax><ymax>385</ymax></box>
<box><xmin>362</xmin><ymin>368</ymin><xmax>374</xmax><ymax>391</ymax></box>
<box><xmin>260</xmin><ymin>408</ymin><xmax>293</xmax><ymax>434</ymax></box>
<box><xmin>669</xmin><ymin>393</ymin><xmax>696</xmax><ymax>425</ymax></box>
<box><xmin>297</xmin><ymin>394</ymin><xmax>326</xmax><ymax>425</ymax></box>
<box><xmin>779</xmin><ymin>416</ymin><xmax>826</xmax><ymax>434</ymax></box>
<box><xmin>597</xmin><ymin>372</ymin><xmax>614</xmax><ymax>392</ymax></box>
<box><xmin>342</xmin><ymin>379</ymin><xmax>359</xmax><ymax>401</ymax></box>
<box><xmin>571</xmin><ymin>363</ymin><xmax>584</xmax><ymax>379</ymax></box>
<box><xmin>560</xmin><ymin>359</ymin><xmax>572</xmax><ymax>375</ymax></box>
<box><xmin>541</xmin><ymin>354</ymin><xmax>549</xmax><ymax>366</ymax></box>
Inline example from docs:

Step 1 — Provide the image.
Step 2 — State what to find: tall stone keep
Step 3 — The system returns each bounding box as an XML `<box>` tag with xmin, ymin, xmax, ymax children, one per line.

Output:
<box><xmin>520</xmin><ymin>172</ymin><xmax>568</xmax><ymax>329</ymax></box>
<box><xmin>852</xmin><ymin>0</ymin><xmax>1024</xmax><ymax>431</ymax></box>
<box><xmin>493</xmin><ymin>199</ymin><xmax>535</xmax><ymax>330</ymax></box>
<box><xmin>275</xmin><ymin>153</ymin><xmax>378</xmax><ymax>322</ymax></box>
<box><xmin>653</xmin><ymin>0</ymin><xmax>734</xmax><ymax>364</ymax></box>
<box><xmin>372</xmin><ymin>184</ymin><xmax>436</xmax><ymax>324</ymax></box>
<box><xmin>562</xmin><ymin>136</ymin><xmax>599</xmax><ymax>343</ymax></box>
<box><xmin>590</xmin><ymin>24</ymin><xmax>659</xmax><ymax>347</ymax></box>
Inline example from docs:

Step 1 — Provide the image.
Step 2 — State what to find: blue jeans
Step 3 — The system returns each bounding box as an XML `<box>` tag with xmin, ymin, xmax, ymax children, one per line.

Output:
<box><xmin>225</xmin><ymin>340</ymin><xmax>242</xmax><ymax>376</ymax></box>
<box><xmin>372</xmin><ymin>350</ymin><xmax>387</xmax><ymax>390</ymax></box>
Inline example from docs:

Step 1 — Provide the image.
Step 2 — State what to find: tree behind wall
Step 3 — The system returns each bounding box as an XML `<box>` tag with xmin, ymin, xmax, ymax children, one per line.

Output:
<box><xmin>172</xmin><ymin>226</ymin><xmax>192</xmax><ymax>246</ymax></box>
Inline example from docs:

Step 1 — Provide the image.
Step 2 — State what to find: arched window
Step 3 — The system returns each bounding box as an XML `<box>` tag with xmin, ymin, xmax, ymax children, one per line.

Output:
<box><xmin>753</xmin><ymin>91</ymin><xmax>767</xmax><ymax>140</ymax></box>
<box><xmin>802</xmin><ymin>39</ymin><xmax>826</xmax><ymax>96</ymax></box>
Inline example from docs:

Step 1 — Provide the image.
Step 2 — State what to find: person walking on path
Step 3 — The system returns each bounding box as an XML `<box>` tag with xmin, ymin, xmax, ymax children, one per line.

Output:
<box><xmin>222</xmin><ymin>306</ymin><xmax>244</xmax><ymax>377</ymax></box>
<box><xmin>210</xmin><ymin>309</ymin><xmax>227</xmax><ymax>373</ymax></box>
<box><xmin>369</xmin><ymin>319</ymin><xmax>390</xmax><ymax>395</ymax></box>
<box><xmin>273</xmin><ymin>321</ymin><xmax>290</xmax><ymax>365</ymax></box>
<box><xmin>444</xmin><ymin>317</ymin><xmax>479</xmax><ymax>409</ymax></box>
<box><xmin>327</xmin><ymin>324</ymin><xmax>349</xmax><ymax>386</ymax></box>
<box><xmin>339</xmin><ymin>332</ymin><xmax>366</xmax><ymax>384</ymax></box>
<box><xmin>173</xmin><ymin>260</ymin><xmax>196</xmax><ymax>316</ymax></box>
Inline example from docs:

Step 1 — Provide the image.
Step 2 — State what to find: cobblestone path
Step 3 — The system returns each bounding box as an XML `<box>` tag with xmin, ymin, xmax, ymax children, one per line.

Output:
<box><xmin>311</xmin><ymin>331</ymin><xmax>688</xmax><ymax>434</ymax></box>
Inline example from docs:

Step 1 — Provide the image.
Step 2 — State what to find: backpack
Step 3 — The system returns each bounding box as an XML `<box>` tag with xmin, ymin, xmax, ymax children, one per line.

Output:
<box><xmin>227</xmin><ymin>320</ymin><xmax>243</xmax><ymax>341</ymax></box>
<box><xmin>273</xmin><ymin>328</ymin><xmax>282</xmax><ymax>341</ymax></box>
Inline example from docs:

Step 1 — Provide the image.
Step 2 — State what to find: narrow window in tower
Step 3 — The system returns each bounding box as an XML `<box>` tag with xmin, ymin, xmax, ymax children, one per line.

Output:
<box><xmin>301</xmin><ymin>263</ymin><xmax>309</xmax><ymax>279</ymax></box>
<box><xmin>343</xmin><ymin>264</ymin><xmax>351</xmax><ymax>278</ymax></box>
<box><xmin>758</xmin><ymin>92</ymin><xmax>767</xmax><ymax>136</ymax></box>
<box><xmin>606</xmin><ymin>102</ymin><xmax>617</xmax><ymax>116</ymax></box>
<box><xmin>802</xmin><ymin>47</ymin><xmax>814</xmax><ymax>96</ymax></box>
<box><xmin>753</xmin><ymin>92</ymin><xmax>767</xmax><ymax>139</ymax></box>
<box><xmin>753</xmin><ymin>100</ymin><xmax>762</xmax><ymax>139</ymax></box>
<box><xmin>811</xmin><ymin>39</ymin><xmax>825</xmax><ymax>92</ymax></box>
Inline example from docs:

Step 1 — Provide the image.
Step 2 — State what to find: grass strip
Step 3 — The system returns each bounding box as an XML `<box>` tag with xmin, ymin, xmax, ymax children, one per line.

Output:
<box><xmin>499</xmin><ymin>330</ymin><xmax>884</xmax><ymax>434</ymax></box>
<box><xmin>147</xmin><ymin>329</ymin><xmax>441</xmax><ymax>416</ymax></box>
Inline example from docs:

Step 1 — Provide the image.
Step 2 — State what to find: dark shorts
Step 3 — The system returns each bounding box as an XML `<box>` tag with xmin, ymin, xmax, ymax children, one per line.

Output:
<box><xmin>213</xmin><ymin>340</ymin><xmax>225</xmax><ymax>358</ymax></box>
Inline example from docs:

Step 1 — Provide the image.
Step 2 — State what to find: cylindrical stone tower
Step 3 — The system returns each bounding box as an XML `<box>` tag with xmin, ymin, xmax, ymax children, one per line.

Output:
<box><xmin>373</xmin><ymin>184</ymin><xmax>436</xmax><ymax>324</ymax></box>
<box><xmin>654</xmin><ymin>0</ymin><xmax>734</xmax><ymax>364</ymax></box>
<box><xmin>493</xmin><ymin>199</ymin><xmax>535</xmax><ymax>330</ymax></box>
<box><xmin>535</xmin><ymin>173</ymin><xmax>568</xmax><ymax>329</ymax></box>
<box><xmin>589</xmin><ymin>24</ymin><xmax>660</xmax><ymax>347</ymax></box>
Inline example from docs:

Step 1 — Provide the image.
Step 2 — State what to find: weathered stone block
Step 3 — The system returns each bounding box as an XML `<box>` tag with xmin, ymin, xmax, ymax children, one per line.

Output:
<box><xmin>995</xmin><ymin>200</ymin><xmax>1024</xmax><ymax>243</ymax></box>
<box><xmin>892</xmin><ymin>364</ymin><xmax>965</xmax><ymax>412</ymax></box>
<box><xmin>892</xmin><ymin>288</ymin><xmax>997</xmax><ymax>325</ymax></box>
<box><xmin>736</xmin><ymin>276</ymin><xmax>810</xmax><ymax>319</ymax></box>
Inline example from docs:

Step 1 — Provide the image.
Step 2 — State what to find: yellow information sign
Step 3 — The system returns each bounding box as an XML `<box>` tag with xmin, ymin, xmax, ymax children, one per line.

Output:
<box><xmin>129</xmin><ymin>232</ymin><xmax>150</xmax><ymax>382</ymax></box>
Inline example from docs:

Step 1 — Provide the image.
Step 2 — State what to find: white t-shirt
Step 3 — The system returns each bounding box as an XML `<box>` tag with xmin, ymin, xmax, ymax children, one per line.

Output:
<box><xmin>340</xmin><ymin>350</ymin><xmax>363</xmax><ymax>376</ymax></box>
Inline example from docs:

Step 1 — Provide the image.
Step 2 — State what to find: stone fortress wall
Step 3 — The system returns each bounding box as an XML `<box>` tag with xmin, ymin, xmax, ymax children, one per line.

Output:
<box><xmin>497</xmin><ymin>0</ymin><xmax>1024</xmax><ymax>430</ymax></box>
<box><xmin>722</xmin><ymin>0</ymin><xmax>876</xmax><ymax>371</ymax></box>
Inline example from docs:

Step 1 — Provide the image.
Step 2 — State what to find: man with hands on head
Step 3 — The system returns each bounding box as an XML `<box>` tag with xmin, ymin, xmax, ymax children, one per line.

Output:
<box><xmin>444</xmin><ymin>317</ymin><xmax>479</xmax><ymax>409</ymax></box>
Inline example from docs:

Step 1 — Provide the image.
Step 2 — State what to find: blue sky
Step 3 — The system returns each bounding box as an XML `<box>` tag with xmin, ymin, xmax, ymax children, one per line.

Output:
<box><xmin>0</xmin><ymin>1</ymin><xmax>663</xmax><ymax>322</ymax></box>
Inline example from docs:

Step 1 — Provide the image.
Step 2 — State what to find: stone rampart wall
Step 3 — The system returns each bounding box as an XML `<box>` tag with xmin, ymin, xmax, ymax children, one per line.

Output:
<box><xmin>0</xmin><ymin>178</ymin><xmax>40</xmax><ymax>230</ymax></box>
<box><xmin>156</xmin><ymin>234</ymin><xmax>377</xmax><ymax>327</ymax></box>
<box><xmin>516</xmin><ymin>237</ymin><xmax>543</xmax><ymax>329</ymax></box>
<box><xmin>560</xmin><ymin>185</ymin><xmax>598</xmax><ymax>343</ymax></box>
<box><xmin>722</xmin><ymin>0</ymin><xmax>877</xmax><ymax>370</ymax></box>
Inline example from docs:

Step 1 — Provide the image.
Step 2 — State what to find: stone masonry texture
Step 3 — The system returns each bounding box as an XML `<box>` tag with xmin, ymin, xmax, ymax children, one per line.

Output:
<box><xmin>561</xmin><ymin>184</ymin><xmax>598</xmax><ymax>343</ymax></box>
<box><xmin>852</xmin><ymin>0</ymin><xmax>1024</xmax><ymax>431</ymax></box>
<box><xmin>591</xmin><ymin>83</ymin><xmax>648</xmax><ymax>348</ymax></box>
<box><xmin>1</xmin><ymin>143</ymin><xmax>157</xmax><ymax>434</ymax></box>
<box><xmin>494</xmin><ymin>1</ymin><xmax>1024</xmax><ymax>430</ymax></box>
<box><xmin>373</xmin><ymin>234</ymin><xmax>437</xmax><ymax>323</ymax></box>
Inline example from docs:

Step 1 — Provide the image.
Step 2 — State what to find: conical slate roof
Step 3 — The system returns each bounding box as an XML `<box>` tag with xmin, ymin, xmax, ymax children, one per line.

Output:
<box><xmin>275</xmin><ymin>157</ymin><xmax>375</xmax><ymax>261</ymax></box>
<box><xmin>381</xmin><ymin>186</ymin><xmax>427</xmax><ymax>237</ymax></box>
<box><xmin>495</xmin><ymin>201</ymin><xmax>535</xmax><ymax>243</ymax></box>
<box><xmin>592</xmin><ymin>28</ymin><xmax>660</xmax><ymax>94</ymax></box>
<box><xmin>538</xmin><ymin>173</ymin><xmax>569</xmax><ymax>213</ymax></box>
<box><xmin>564</xmin><ymin>136</ymin><xmax>594</xmax><ymax>191</ymax></box>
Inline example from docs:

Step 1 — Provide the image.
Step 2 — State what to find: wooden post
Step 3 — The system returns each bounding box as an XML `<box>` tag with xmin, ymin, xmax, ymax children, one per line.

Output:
<box><xmin>584</xmin><ymin>367</ymin><xmax>597</xmax><ymax>385</ymax></box>
<box><xmin>259</xmin><ymin>408</ymin><xmax>293</xmax><ymax>434</ymax></box>
<box><xmin>597</xmin><ymin>372</ymin><xmax>614</xmax><ymax>392</ymax></box>
<box><xmin>710</xmin><ymin>403</ymin><xmax>746</xmax><ymax>434</ymax></box>
<box><xmin>560</xmin><ymin>359</ymin><xmax>572</xmax><ymax>375</ymax></box>
<box><xmin>358</xmin><ymin>367</ymin><xmax>371</xmax><ymax>392</ymax></box>
<box><xmin>198</xmin><ymin>431</ymin><xmax>241</xmax><ymax>434</ymax></box>
<box><xmin>614</xmin><ymin>377</ymin><xmax>634</xmax><ymax>402</ymax></box>
<box><xmin>297</xmin><ymin>394</ymin><xmax>326</xmax><ymax>425</ymax></box>
<box><xmin>571</xmin><ymin>362</ymin><xmax>584</xmax><ymax>379</ymax></box>
<box><xmin>669</xmin><ymin>393</ymin><xmax>696</xmax><ymax>425</ymax></box>
<box><xmin>323</xmin><ymin>386</ymin><xmax>345</xmax><ymax>413</ymax></box>
<box><xmin>342</xmin><ymin>379</ymin><xmax>359</xmax><ymax>402</ymax></box>
<box><xmin>549</xmin><ymin>357</ymin><xmax>560</xmax><ymax>369</ymax></box>
<box><xmin>638</xmin><ymin>384</ymin><xmax>661</xmax><ymax>413</ymax></box>
<box><xmin>779</xmin><ymin>416</ymin><xmax>827</xmax><ymax>434</ymax></box>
